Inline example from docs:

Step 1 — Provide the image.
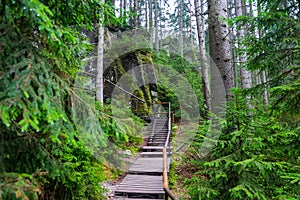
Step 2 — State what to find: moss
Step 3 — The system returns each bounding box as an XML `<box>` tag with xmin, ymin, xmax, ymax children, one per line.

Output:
<box><xmin>104</xmin><ymin>49</ymin><xmax>156</xmax><ymax>115</ymax></box>
<box><xmin>143</xmin><ymin>84</ymin><xmax>152</xmax><ymax>107</ymax></box>
<box><xmin>133</xmin><ymin>88</ymin><xmax>149</xmax><ymax>116</ymax></box>
<box><xmin>116</xmin><ymin>58</ymin><xmax>126</xmax><ymax>74</ymax></box>
<box><xmin>136</xmin><ymin>50</ymin><xmax>153</xmax><ymax>64</ymax></box>
<box><xmin>111</xmin><ymin>58</ymin><xmax>125</xmax><ymax>81</ymax></box>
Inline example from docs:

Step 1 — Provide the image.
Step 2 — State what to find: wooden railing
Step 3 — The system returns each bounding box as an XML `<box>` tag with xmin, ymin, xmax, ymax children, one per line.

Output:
<box><xmin>162</xmin><ymin>102</ymin><xmax>178</xmax><ymax>200</ymax></box>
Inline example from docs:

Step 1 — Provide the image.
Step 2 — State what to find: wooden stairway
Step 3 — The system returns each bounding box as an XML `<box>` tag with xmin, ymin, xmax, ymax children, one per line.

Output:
<box><xmin>114</xmin><ymin>116</ymin><xmax>172</xmax><ymax>200</ymax></box>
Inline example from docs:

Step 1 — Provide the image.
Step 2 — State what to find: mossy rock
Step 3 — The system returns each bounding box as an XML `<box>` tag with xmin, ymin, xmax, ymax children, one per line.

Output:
<box><xmin>103</xmin><ymin>49</ymin><xmax>156</xmax><ymax>116</ymax></box>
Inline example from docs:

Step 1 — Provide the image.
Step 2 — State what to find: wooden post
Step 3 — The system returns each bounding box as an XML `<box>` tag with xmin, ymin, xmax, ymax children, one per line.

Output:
<box><xmin>163</xmin><ymin>147</ymin><xmax>169</xmax><ymax>200</ymax></box>
<box><xmin>172</xmin><ymin>112</ymin><xmax>174</xmax><ymax>123</ymax></box>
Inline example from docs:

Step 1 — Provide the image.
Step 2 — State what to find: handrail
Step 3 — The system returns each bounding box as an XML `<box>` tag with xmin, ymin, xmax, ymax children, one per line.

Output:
<box><xmin>162</xmin><ymin>102</ymin><xmax>178</xmax><ymax>200</ymax></box>
<box><xmin>164</xmin><ymin>102</ymin><xmax>172</xmax><ymax>149</ymax></box>
<box><xmin>163</xmin><ymin>147</ymin><xmax>178</xmax><ymax>200</ymax></box>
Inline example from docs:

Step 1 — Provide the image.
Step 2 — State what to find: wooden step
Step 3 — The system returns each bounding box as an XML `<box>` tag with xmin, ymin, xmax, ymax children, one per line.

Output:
<box><xmin>148</xmin><ymin>134</ymin><xmax>168</xmax><ymax>137</ymax></box>
<box><xmin>146</xmin><ymin>143</ymin><xmax>165</xmax><ymax>147</ymax></box>
<box><xmin>152</xmin><ymin>139</ymin><xmax>168</xmax><ymax>141</ymax></box>
<box><xmin>147</xmin><ymin>140</ymin><xmax>167</xmax><ymax>143</ymax></box>
<box><xmin>113</xmin><ymin>114</ymin><xmax>173</xmax><ymax>200</ymax></box>
<box><xmin>149</xmin><ymin>136</ymin><xmax>167</xmax><ymax>139</ymax></box>
<box><xmin>148</xmin><ymin>140</ymin><xmax>167</xmax><ymax>143</ymax></box>
<box><xmin>142</xmin><ymin>146</ymin><xmax>164</xmax><ymax>152</ymax></box>
<box><xmin>142</xmin><ymin>146</ymin><xmax>172</xmax><ymax>152</ymax></box>
<box><xmin>146</xmin><ymin>132</ymin><xmax>168</xmax><ymax>134</ymax></box>
<box><xmin>115</xmin><ymin>175</ymin><xmax>165</xmax><ymax>198</ymax></box>
<box><xmin>140</xmin><ymin>152</ymin><xmax>171</xmax><ymax>158</ymax></box>
<box><xmin>148</xmin><ymin>136</ymin><xmax>167</xmax><ymax>139</ymax></box>
<box><xmin>149</xmin><ymin>131</ymin><xmax>168</xmax><ymax>133</ymax></box>
<box><xmin>146</xmin><ymin>135</ymin><xmax>167</xmax><ymax>138</ymax></box>
<box><xmin>128</xmin><ymin>157</ymin><xmax>170</xmax><ymax>175</ymax></box>
<box><xmin>147</xmin><ymin>143</ymin><xmax>165</xmax><ymax>146</ymax></box>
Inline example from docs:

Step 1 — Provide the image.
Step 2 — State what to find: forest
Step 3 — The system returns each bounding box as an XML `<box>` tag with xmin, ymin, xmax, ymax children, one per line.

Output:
<box><xmin>0</xmin><ymin>0</ymin><xmax>299</xmax><ymax>199</ymax></box>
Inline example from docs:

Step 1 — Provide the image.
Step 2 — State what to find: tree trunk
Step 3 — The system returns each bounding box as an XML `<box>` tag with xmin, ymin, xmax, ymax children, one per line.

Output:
<box><xmin>179</xmin><ymin>0</ymin><xmax>183</xmax><ymax>56</ymax></box>
<box><xmin>129</xmin><ymin>0</ymin><xmax>133</xmax><ymax>26</ymax></box>
<box><xmin>154</xmin><ymin>0</ymin><xmax>159</xmax><ymax>51</ymax></box>
<box><xmin>123</xmin><ymin>0</ymin><xmax>127</xmax><ymax>19</ymax></box>
<box><xmin>235</xmin><ymin>0</ymin><xmax>252</xmax><ymax>89</ymax></box>
<box><xmin>137</xmin><ymin>0</ymin><xmax>142</xmax><ymax>27</ymax></box>
<box><xmin>119</xmin><ymin>0</ymin><xmax>123</xmax><ymax>19</ymax></box>
<box><xmin>145</xmin><ymin>0</ymin><xmax>148</xmax><ymax>29</ymax></box>
<box><xmin>257</xmin><ymin>0</ymin><xmax>269</xmax><ymax>106</ymax></box>
<box><xmin>159</xmin><ymin>0</ymin><xmax>163</xmax><ymax>49</ymax></box>
<box><xmin>120</xmin><ymin>0</ymin><xmax>123</xmax><ymax>17</ymax></box>
<box><xmin>262</xmin><ymin>70</ymin><xmax>269</xmax><ymax>105</ymax></box>
<box><xmin>96</xmin><ymin>0</ymin><xmax>105</xmax><ymax>103</ymax></box>
<box><xmin>133</xmin><ymin>0</ymin><xmax>138</xmax><ymax>27</ymax></box>
<box><xmin>189</xmin><ymin>1</ymin><xmax>194</xmax><ymax>50</ymax></box>
<box><xmin>195</xmin><ymin>0</ymin><xmax>211</xmax><ymax>112</ymax></box>
<box><xmin>149</xmin><ymin>0</ymin><xmax>153</xmax><ymax>47</ymax></box>
<box><xmin>208</xmin><ymin>0</ymin><xmax>234</xmax><ymax>100</ymax></box>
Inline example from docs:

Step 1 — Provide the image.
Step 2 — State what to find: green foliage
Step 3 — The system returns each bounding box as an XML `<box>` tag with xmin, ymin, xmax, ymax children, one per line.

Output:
<box><xmin>0</xmin><ymin>0</ymin><xmax>121</xmax><ymax>199</ymax></box>
<box><xmin>0</xmin><ymin>172</ymin><xmax>43</xmax><ymax>200</ymax></box>
<box><xmin>233</xmin><ymin>0</ymin><xmax>300</xmax><ymax>116</ymax></box>
<box><xmin>95</xmin><ymin>102</ymin><xmax>144</xmax><ymax>150</ymax></box>
<box><xmin>185</xmin><ymin>91</ymin><xmax>300</xmax><ymax>200</ymax></box>
<box><xmin>184</xmin><ymin>1</ymin><xmax>300</xmax><ymax>199</ymax></box>
<box><xmin>153</xmin><ymin>50</ymin><xmax>205</xmax><ymax>120</ymax></box>
<box><xmin>168</xmin><ymin>161</ymin><xmax>179</xmax><ymax>190</ymax></box>
<box><xmin>103</xmin><ymin>34</ymin><xmax>155</xmax><ymax>116</ymax></box>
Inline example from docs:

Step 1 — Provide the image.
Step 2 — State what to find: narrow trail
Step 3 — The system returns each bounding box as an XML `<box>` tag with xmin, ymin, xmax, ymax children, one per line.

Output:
<box><xmin>113</xmin><ymin>110</ymin><xmax>173</xmax><ymax>200</ymax></box>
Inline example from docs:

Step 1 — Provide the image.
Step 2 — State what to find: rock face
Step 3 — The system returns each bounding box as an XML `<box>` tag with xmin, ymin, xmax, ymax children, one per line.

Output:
<box><xmin>103</xmin><ymin>49</ymin><xmax>157</xmax><ymax>116</ymax></box>
<box><xmin>82</xmin><ymin>27</ymin><xmax>157</xmax><ymax>117</ymax></box>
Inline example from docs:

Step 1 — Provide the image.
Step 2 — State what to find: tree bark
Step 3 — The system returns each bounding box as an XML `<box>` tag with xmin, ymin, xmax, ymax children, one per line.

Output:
<box><xmin>257</xmin><ymin>0</ymin><xmax>269</xmax><ymax>106</ymax></box>
<box><xmin>120</xmin><ymin>0</ymin><xmax>123</xmax><ymax>17</ymax></box>
<box><xmin>145</xmin><ymin>0</ymin><xmax>148</xmax><ymax>29</ymax></box>
<box><xmin>262</xmin><ymin>70</ymin><xmax>269</xmax><ymax>105</ymax></box>
<box><xmin>123</xmin><ymin>0</ymin><xmax>126</xmax><ymax>12</ymax></box>
<box><xmin>133</xmin><ymin>0</ymin><xmax>138</xmax><ymax>27</ymax></box>
<box><xmin>154</xmin><ymin>0</ymin><xmax>159</xmax><ymax>51</ymax></box>
<box><xmin>208</xmin><ymin>0</ymin><xmax>234</xmax><ymax>100</ymax></box>
<box><xmin>195</xmin><ymin>0</ymin><xmax>211</xmax><ymax>112</ymax></box>
<box><xmin>235</xmin><ymin>0</ymin><xmax>252</xmax><ymax>89</ymax></box>
<box><xmin>179</xmin><ymin>0</ymin><xmax>183</xmax><ymax>56</ymax></box>
<box><xmin>96</xmin><ymin>0</ymin><xmax>105</xmax><ymax>103</ymax></box>
<box><xmin>159</xmin><ymin>0</ymin><xmax>163</xmax><ymax>49</ymax></box>
<box><xmin>189</xmin><ymin>1</ymin><xmax>194</xmax><ymax>50</ymax></box>
<box><xmin>149</xmin><ymin>0</ymin><xmax>153</xmax><ymax>47</ymax></box>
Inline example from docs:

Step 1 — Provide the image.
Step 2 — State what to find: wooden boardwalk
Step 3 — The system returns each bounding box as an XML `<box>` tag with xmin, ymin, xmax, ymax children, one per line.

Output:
<box><xmin>114</xmin><ymin>116</ymin><xmax>172</xmax><ymax>199</ymax></box>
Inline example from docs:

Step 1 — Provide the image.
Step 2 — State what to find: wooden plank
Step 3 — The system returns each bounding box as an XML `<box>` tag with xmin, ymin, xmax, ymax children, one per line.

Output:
<box><xmin>115</xmin><ymin>175</ymin><xmax>165</xmax><ymax>194</ymax></box>
<box><xmin>148</xmin><ymin>139</ymin><xmax>167</xmax><ymax>141</ymax></box>
<box><xmin>146</xmin><ymin>142</ymin><xmax>165</xmax><ymax>146</ymax></box>
<box><xmin>140</xmin><ymin>152</ymin><xmax>171</xmax><ymax>158</ymax></box>
<box><xmin>147</xmin><ymin>134</ymin><xmax>167</xmax><ymax>137</ymax></box>
<box><xmin>129</xmin><ymin>157</ymin><xmax>163</xmax><ymax>173</ymax></box>
<box><xmin>142</xmin><ymin>146</ymin><xmax>164</xmax><ymax>151</ymax></box>
<box><xmin>128</xmin><ymin>158</ymin><xmax>170</xmax><ymax>174</ymax></box>
<box><xmin>113</xmin><ymin>115</ymin><xmax>174</xmax><ymax>200</ymax></box>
